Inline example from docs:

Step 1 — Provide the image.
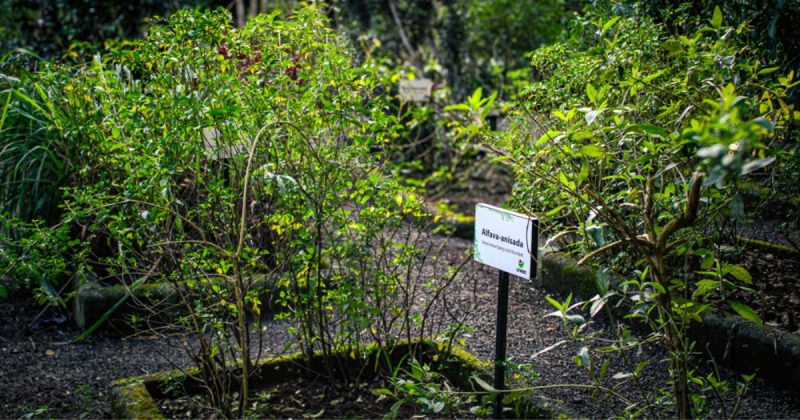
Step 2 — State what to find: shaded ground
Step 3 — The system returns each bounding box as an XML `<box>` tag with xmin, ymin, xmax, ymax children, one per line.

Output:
<box><xmin>734</xmin><ymin>248</ymin><xmax>800</xmax><ymax>333</ymax></box>
<box><xmin>159</xmin><ymin>375</ymin><xmax>431</xmax><ymax>419</ymax></box>
<box><xmin>0</xmin><ymin>298</ymin><xmax>188</xmax><ymax>418</ymax></box>
<box><xmin>1</xmin><ymin>166</ymin><xmax>799</xmax><ymax>418</ymax></box>
<box><xmin>3</xmin><ymin>232</ymin><xmax>800</xmax><ymax>418</ymax></box>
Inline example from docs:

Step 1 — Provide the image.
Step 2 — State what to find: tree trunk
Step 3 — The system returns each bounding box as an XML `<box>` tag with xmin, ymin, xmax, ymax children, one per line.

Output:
<box><xmin>234</xmin><ymin>0</ymin><xmax>246</xmax><ymax>27</ymax></box>
<box><xmin>652</xmin><ymin>254</ymin><xmax>691</xmax><ymax>419</ymax></box>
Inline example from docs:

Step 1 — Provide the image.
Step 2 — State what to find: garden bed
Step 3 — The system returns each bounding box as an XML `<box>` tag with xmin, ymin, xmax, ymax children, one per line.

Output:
<box><xmin>3</xmin><ymin>235</ymin><xmax>800</xmax><ymax>418</ymax></box>
<box><xmin>537</xmin><ymin>244</ymin><xmax>800</xmax><ymax>393</ymax></box>
<box><xmin>110</xmin><ymin>339</ymin><xmax>560</xmax><ymax>419</ymax></box>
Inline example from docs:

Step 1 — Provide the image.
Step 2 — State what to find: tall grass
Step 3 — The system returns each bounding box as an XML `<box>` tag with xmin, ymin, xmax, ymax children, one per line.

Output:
<box><xmin>0</xmin><ymin>69</ymin><xmax>70</xmax><ymax>226</ymax></box>
<box><xmin>1</xmin><ymin>54</ymin><xmax>76</xmax><ymax>301</ymax></box>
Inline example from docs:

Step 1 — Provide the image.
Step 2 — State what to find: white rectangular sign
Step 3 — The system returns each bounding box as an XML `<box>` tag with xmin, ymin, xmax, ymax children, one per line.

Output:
<box><xmin>202</xmin><ymin>127</ymin><xmax>248</xmax><ymax>160</ymax></box>
<box><xmin>473</xmin><ymin>203</ymin><xmax>538</xmax><ymax>279</ymax></box>
<box><xmin>399</xmin><ymin>78</ymin><xmax>433</xmax><ymax>102</ymax></box>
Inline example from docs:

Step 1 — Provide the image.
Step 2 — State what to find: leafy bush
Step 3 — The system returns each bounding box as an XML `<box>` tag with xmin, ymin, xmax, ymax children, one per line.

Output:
<box><xmin>450</xmin><ymin>4</ymin><xmax>795</xmax><ymax>417</ymax></box>
<box><xmin>12</xmin><ymin>5</ymin><xmax>471</xmax><ymax>414</ymax></box>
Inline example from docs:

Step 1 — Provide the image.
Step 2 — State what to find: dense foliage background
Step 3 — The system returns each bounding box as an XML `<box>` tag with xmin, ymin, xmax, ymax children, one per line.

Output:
<box><xmin>1</xmin><ymin>0</ymin><xmax>799</xmax><ymax>418</ymax></box>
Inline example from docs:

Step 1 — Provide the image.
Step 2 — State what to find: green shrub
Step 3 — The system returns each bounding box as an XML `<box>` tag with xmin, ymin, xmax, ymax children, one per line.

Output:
<box><xmin>17</xmin><ymin>5</ymin><xmax>469</xmax><ymax>414</ymax></box>
<box><xmin>451</xmin><ymin>4</ymin><xmax>795</xmax><ymax>417</ymax></box>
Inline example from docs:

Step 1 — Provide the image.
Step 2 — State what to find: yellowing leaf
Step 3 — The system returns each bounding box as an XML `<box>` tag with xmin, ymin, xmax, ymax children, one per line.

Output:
<box><xmin>726</xmin><ymin>265</ymin><xmax>752</xmax><ymax>284</ymax></box>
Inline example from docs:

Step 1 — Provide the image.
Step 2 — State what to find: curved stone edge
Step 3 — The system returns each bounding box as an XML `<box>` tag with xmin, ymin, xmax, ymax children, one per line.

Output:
<box><xmin>692</xmin><ymin>312</ymin><xmax>800</xmax><ymax>391</ymax></box>
<box><xmin>109</xmin><ymin>339</ymin><xmax>574</xmax><ymax>419</ymax></box>
<box><xmin>738</xmin><ymin>237</ymin><xmax>799</xmax><ymax>257</ymax></box>
<box><xmin>110</xmin><ymin>380</ymin><xmax>164</xmax><ymax>420</ymax></box>
<box><xmin>536</xmin><ymin>250</ymin><xmax>800</xmax><ymax>393</ymax></box>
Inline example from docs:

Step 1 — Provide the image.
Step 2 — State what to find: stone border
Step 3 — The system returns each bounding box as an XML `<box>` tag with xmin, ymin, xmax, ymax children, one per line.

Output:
<box><xmin>74</xmin><ymin>276</ymin><xmax>279</xmax><ymax>332</ymax></box>
<box><xmin>738</xmin><ymin>237</ymin><xmax>799</xmax><ymax>257</ymax></box>
<box><xmin>109</xmin><ymin>339</ymin><xmax>572</xmax><ymax>419</ymax></box>
<box><xmin>110</xmin><ymin>380</ymin><xmax>164</xmax><ymax>419</ymax></box>
<box><xmin>74</xmin><ymin>282</ymin><xmax>176</xmax><ymax>331</ymax></box>
<box><xmin>536</xmin><ymin>250</ymin><xmax>800</xmax><ymax>393</ymax></box>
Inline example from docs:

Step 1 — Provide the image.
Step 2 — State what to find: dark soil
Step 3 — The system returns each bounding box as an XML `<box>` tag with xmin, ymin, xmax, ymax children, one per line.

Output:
<box><xmin>733</xmin><ymin>248</ymin><xmax>800</xmax><ymax>333</ymax></box>
<box><xmin>158</xmin><ymin>373</ymin><xmax>462</xmax><ymax>419</ymax></box>
<box><xmin>0</xmin><ymin>295</ymin><xmax>290</xmax><ymax>419</ymax></box>
<box><xmin>0</xmin><ymin>297</ymin><xmax>187</xmax><ymax>418</ymax></box>
<box><xmin>3</xmin><ymin>235</ymin><xmax>800</xmax><ymax>418</ymax></box>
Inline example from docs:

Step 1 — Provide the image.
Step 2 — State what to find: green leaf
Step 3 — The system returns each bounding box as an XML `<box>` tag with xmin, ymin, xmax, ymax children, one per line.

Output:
<box><xmin>585</xmin><ymin>109</ymin><xmax>601</xmax><ymax>125</ymax></box>
<box><xmin>757</xmin><ymin>67</ymin><xmax>780</xmax><ymax>76</ymax></box>
<box><xmin>726</xmin><ymin>265</ymin><xmax>752</xmax><ymax>284</ymax></box>
<box><xmin>0</xmin><ymin>284</ymin><xmax>7</xmax><ymax>299</ymax></box>
<box><xmin>729</xmin><ymin>301</ymin><xmax>762</xmax><ymax>326</ymax></box>
<box><xmin>602</xmin><ymin>16</ymin><xmax>621</xmax><ymax>32</ymax></box>
<box><xmin>643</xmin><ymin>70</ymin><xmax>665</xmax><ymax>83</ymax></box>
<box><xmin>545</xmin><ymin>204</ymin><xmax>567</xmax><ymax>216</ymax></box>
<box><xmin>372</xmin><ymin>388</ymin><xmax>394</xmax><ymax>397</ymax></box>
<box><xmin>545</xmin><ymin>295</ymin><xmax>563</xmax><ymax>311</ymax></box>
<box><xmin>634</xmin><ymin>124</ymin><xmax>669</xmax><ymax>137</ymax></box>
<box><xmin>579</xmin><ymin>144</ymin><xmax>604</xmax><ymax>159</ymax></box>
<box><xmin>566</xmin><ymin>314</ymin><xmax>586</xmax><ymax>325</ymax></box>
<box><xmin>489</xmin><ymin>155</ymin><xmax>512</xmax><ymax>164</ymax></box>
<box><xmin>711</xmin><ymin>6</ymin><xmax>723</xmax><ymax>29</ymax></box>
<box><xmin>586</xmin><ymin>225</ymin><xmax>605</xmax><ymax>247</ymax></box>
<box><xmin>662</xmin><ymin>38</ymin><xmax>685</xmax><ymax>55</ymax></box>
<box><xmin>598</xmin><ymin>360</ymin><xmax>609</xmax><ymax>381</ymax></box>
<box><xmin>558</xmin><ymin>172</ymin><xmax>569</xmax><ymax>187</ymax></box>
<box><xmin>741</xmin><ymin>156</ymin><xmax>776</xmax><ymax>175</ymax></box>
<box><xmin>468</xmin><ymin>87</ymin><xmax>483</xmax><ymax>109</ymax></box>
<box><xmin>443</xmin><ymin>103</ymin><xmax>470</xmax><ymax>112</ymax></box>
<box><xmin>432</xmin><ymin>401</ymin><xmax>445</xmax><ymax>413</ymax></box>
<box><xmin>578</xmin><ymin>162</ymin><xmax>589</xmax><ymax>184</ymax></box>
<box><xmin>576</xmin><ymin>346</ymin><xmax>590</xmax><ymax>367</ymax></box>
<box><xmin>306</xmin><ymin>408</ymin><xmax>326</xmax><ymax>418</ymax></box>
<box><xmin>586</xmin><ymin>83</ymin><xmax>597</xmax><ymax>103</ymax></box>
<box><xmin>472</xmin><ymin>375</ymin><xmax>496</xmax><ymax>392</ymax></box>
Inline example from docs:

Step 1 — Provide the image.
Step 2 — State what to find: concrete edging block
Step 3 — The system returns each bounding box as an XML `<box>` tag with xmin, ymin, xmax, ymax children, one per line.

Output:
<box><xmin>538</xmin><ymin>251</ymin><xmax>800</xmax><ymax>393</ymax></box>
<box><xmin>74</xmin><ymin>275</ymin><xmax>279</xmax><ymax>331</ymax></box>
<box><xmin>110</xmin><ymin>380</ymin><xmax>164</xmax><ymax>420</ymax></box>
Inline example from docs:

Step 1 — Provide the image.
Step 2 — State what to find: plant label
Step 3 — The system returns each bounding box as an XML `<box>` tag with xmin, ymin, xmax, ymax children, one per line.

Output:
<box><xmin>474</xmin><ymin>203</ymin><xmax>538</xmax><ymax>279</ymax></box>
<box><xmin>202</xmin><ymin>127</ymin><xmax>248</xmax><ymax>160</ymax></box>
<box><xmin>399</xmin><ymin>78</ymin><xmax>433</xmax><ymax>102</ymax></box>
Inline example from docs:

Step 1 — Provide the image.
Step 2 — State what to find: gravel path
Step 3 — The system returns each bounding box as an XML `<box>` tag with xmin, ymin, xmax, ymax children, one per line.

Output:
<box><xmin>442</xmin><ymin>236</ymin><xmax>800</xmax><ymax>419</ymax></box>
<box><xmin>2</xmin><ymin>234</ymin><xmax>799</xmax><ymax>418</ymax></box>
<box><xmin>737</xmin><ymin>219</ymin><xmax>800</xmax><ymax>249</ymax></box>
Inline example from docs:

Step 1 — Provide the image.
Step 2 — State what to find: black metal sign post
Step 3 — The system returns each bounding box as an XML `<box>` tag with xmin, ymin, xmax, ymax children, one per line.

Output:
<box><xmin>473</xmin><ymin>203</ymin><xmax>538</xmax><ymax>419</ymax></box>
<box><xmin>493</xmin><ymin>269</ymin><xmax>510</xmax><ymax>419</ymax></box>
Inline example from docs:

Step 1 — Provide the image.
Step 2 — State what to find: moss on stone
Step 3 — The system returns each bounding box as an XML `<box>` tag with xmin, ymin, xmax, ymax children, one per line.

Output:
<box><xmin>538</xmin><ymin>252</ymin><xmax>600</xmax><ymax>299</ymax></box>
<box><xmin>738</xmin><ymin>237</ymin><xmax>799</xmax><ymax>257</ymax></box>
<box><xmin>110</xmin><ymin>381</ymin><xmax>164</xmax><ymax>419</ymax></box>
<box><xmin>537</xmin><ymin>250</ymin><xmax>800</xmax><ymax>393</ymax></box>
<box><xmin>691</xmin><ymin>312</ymin><xmax>800</xmax><ymax>393</ymax></box>
<box><xmin>73</xmin><ymin>281</ymin><xmax>176</xmax><ymax>330</ymax></box>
